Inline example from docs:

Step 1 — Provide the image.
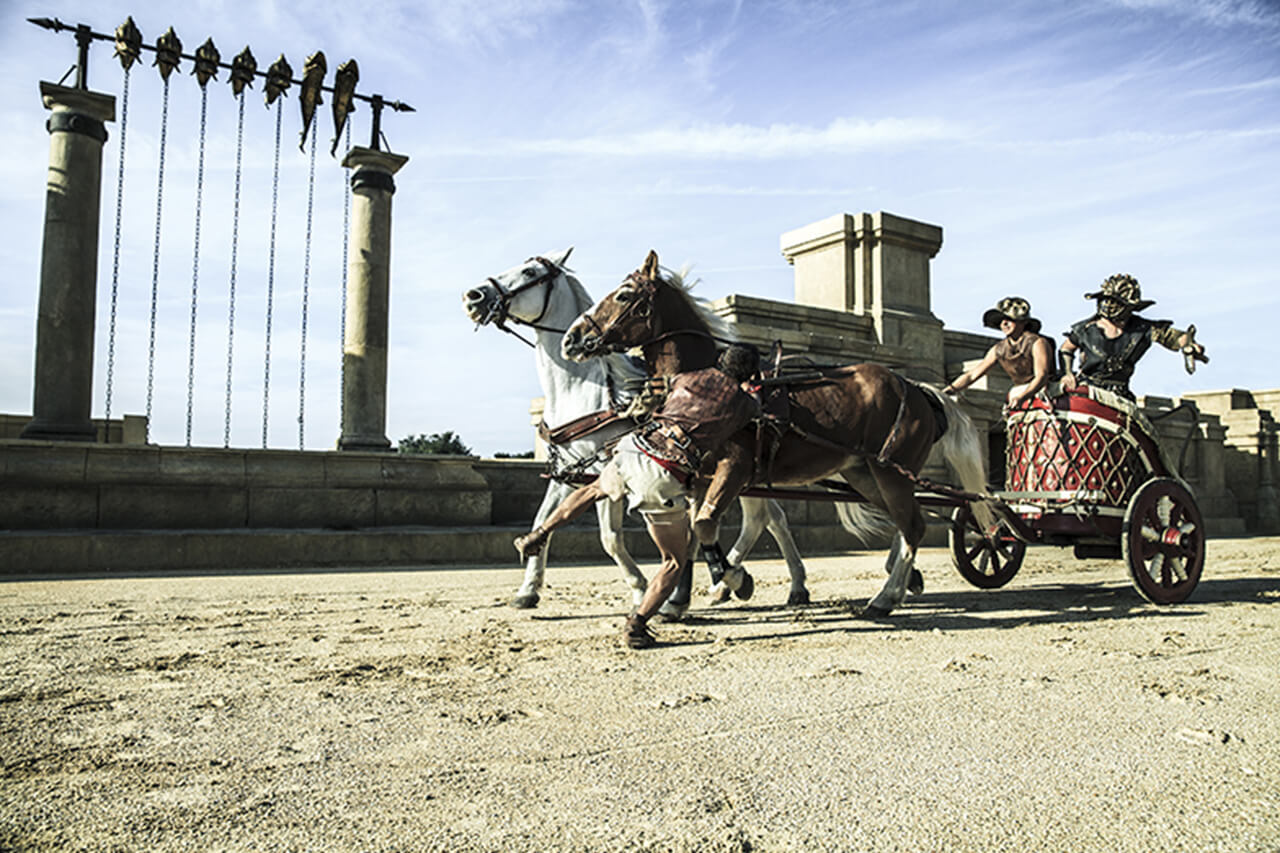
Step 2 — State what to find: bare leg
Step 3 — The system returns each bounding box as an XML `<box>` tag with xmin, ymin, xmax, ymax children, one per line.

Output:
<box><xmin>514</xmin><ymin>480</ymin><xmax>607</xmax><ymax>559</ymax></box>
<box><xmin>512</xmin><ymin>481</ymin><xmax>572</xmax><ymax>609</ymax></box>
<box><xmin>626</xmin><ymin>511</ymin><xmax>692</xmax><ymax>649</ymax></box>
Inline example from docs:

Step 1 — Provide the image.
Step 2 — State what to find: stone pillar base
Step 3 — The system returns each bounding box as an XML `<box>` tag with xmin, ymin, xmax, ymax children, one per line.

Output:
<box><xmin>19</xmin><ymin>418</ymin><xmax>97</xmax><ymax>442</ymax></box>
<box><xmin>338</xmin><ymin>434</ymin><xmax>393</xmax><ymax>453</ymax></box>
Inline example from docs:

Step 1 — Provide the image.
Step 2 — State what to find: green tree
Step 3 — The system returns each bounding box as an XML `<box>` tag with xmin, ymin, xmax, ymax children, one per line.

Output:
<box><xmin>397</xmin><ymin>431</ymin><xmax>473</xmax><ymax>455</ymax></box>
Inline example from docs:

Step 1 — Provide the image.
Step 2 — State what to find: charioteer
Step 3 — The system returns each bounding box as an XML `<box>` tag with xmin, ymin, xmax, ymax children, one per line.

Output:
<box><xmin>1059</xmin><ymin>273</ymin><xmax>1208</xmax><ymax>401</ymax></box>
<box><xmin>943</xmin><ymin>296</ymin><xmax>1054</xmax><ymax>410</ymax></box>
<box><xmin>513</xmin><ymin>343</ymin><xmax>764</xmax><ymax>649</ymax></box>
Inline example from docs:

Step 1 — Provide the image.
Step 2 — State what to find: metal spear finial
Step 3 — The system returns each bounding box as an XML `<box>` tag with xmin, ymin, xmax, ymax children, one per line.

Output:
<box><xmin>193</xmin><ymin>37</ymin><xmax>220</xmax><ymax>87</ymax></box>
<box><xmin>298</xmin><ymin>51</ymin><xmax>326</xmax><ymax>151</ymax></box>
<box><xmin>230</xmin><ymin>47</ymin><xmax>257</xmax><ymax>96</ymax></box>
<box><xmin>330</xmin><ymin>59</ymin><xmax>359</xmax><ymax>156</ymax></box>
<box><xmin>154</xmin><ymin>27</ymin><xmax>182</xmax><ymax>81</ymax></box>
<box><xmin>113</xmin><ymin>16</ymin><xmax>142</xmax><ymax>71</ymax></box>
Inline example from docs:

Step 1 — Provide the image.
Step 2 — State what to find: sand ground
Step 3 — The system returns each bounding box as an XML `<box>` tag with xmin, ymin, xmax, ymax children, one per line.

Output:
<box><xmin>1</xmin><ymin>537</ymin><xmax>1278</xmax><ymax>852</ymax></box>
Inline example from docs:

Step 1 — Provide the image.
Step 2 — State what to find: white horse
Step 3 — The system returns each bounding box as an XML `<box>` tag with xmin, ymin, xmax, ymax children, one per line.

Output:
<box><xmin>462</xmin><ymin>249</ymin><xmax>809</xmax><ymax>613</ymax></box>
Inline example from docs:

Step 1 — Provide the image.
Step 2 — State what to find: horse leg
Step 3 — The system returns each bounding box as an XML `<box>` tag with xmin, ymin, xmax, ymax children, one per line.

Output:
<box><xmin>627</xmin><ymin>510</ymin><xmax>693</xmax><ymax>649</ymax></box>
<box><xmin>694</xmin><ymin>447</ymin><xmax>755</xmax><ymax>602</ymax></box>
<box><xmin>596</xmin><ymin>496</ymin><xmax>647</xmax><ymax>608</ymax></box>
<box><xmin>709</xmin><ymin>495</ymin><xmax>765</xmax><ymax>605</ymax></box>
<box><xmin>512</xmin><ymin>481</ymin><xmax>570</xmax><ymax>608</ymax></box>
<box><xmin>863</xmin><ymin>469</ymin><xmax>926</xmax><ymax>619</ymax></box>
<box><xmin>760</xmin><ymin>498</ymin><xmax>809</xmax><ymax>605</ymax></box>
<box><xmin>882</xmin><ymin>532</ymin><xmax>923</xmax><ymax>595</ymax></box>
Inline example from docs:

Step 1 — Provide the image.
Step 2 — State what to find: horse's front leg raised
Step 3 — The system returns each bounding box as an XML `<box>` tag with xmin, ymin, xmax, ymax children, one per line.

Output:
<box><xmin>596</xmin><ymin>496</ymin><xmax>647</xmax><ymax>608</ymax></box>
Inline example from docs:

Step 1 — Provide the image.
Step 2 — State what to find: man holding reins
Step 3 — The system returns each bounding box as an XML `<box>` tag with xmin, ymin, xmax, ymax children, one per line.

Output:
<box><xmin>943</xmin><ymin>296</ymin><xmax>1054</xmax><ymax>410</ymax></box>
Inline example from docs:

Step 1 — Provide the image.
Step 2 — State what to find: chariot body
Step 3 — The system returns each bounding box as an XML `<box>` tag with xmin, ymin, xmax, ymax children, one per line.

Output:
<box><xmin>949</xmin><ymin>387</ymin><xmax>1205</xmax><ymax>604</ymax></box>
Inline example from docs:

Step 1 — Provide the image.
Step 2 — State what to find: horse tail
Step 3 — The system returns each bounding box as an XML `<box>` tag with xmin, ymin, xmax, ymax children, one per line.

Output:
<box><xmin>922</xmin><ymin>385</ymin><xmax>997</xmax><ymax>531</ymax></box>
<box><xmin>834</xmin><ymin>501</ymin><xmax>897</xmax><ymax>546</ymax></box>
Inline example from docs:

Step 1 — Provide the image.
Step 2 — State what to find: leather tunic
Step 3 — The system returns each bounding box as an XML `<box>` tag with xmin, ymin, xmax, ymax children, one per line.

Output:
<box><xmin>994</xmin><ymin>332</ymin><xmax>1051</xmax><ymax>385</ymax></box>
<box><xmin>1066</xmin><ymin>315</ymin><xmax>1170</xmax><ymax>399</ymax></box>
<box><xmin>638</xmin><ymin>367</ymin><xmax>760</xmax><ymax>472</ymax></box>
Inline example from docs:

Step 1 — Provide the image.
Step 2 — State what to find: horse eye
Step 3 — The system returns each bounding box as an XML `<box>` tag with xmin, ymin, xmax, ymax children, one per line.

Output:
<box><xmin>616</xmin><ymin>290</ymin><xmax>633</xmax><ymax>302</ymax></box>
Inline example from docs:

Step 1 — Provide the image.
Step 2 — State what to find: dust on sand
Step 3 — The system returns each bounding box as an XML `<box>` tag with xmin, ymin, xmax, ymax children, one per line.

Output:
<box><xmin>2</xmin><ymin>538</ymin><xmax>1278</xmax><ymax>851</ymax></box>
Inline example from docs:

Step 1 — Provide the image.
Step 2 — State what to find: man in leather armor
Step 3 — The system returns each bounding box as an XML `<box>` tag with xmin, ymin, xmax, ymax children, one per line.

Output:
<box><xmin>943</xmin><ymin>296</ymin><xmax>1054</xmax><ymax>410</ymax></box>
<box><xmin>512</xmin><ymin>343</ymin><xmax>763</xmax><ymax>648</ymax></box>
<box><xmin>1059</xmin><ymin>274</ymin><xmax>1207</xmax><ymax>400</ymax></box>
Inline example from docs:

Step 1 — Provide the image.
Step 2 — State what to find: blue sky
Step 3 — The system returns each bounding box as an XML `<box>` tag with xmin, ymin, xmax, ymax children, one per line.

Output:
<box><xmin>2</xmin><ymin>0</ymin><xmax>1277</xmax><ymax>454</ymax></box>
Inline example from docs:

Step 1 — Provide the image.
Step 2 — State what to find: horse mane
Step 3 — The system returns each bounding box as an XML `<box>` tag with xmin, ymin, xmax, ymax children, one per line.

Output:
<box><xmin>659</xmin><ymin>265</ymin><xmax>738</xmax><ymax>343</ymax></box>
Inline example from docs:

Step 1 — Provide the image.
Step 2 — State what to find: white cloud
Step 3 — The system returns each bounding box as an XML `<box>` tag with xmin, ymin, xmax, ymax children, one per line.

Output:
<box><xmin>428</xmin><ymin>116</ymin><xmax>972</xmax><ymax>158</ymax></box>
<box><xmin>1104</xmin><ymin>0</ymin><xmax>1280</xmax><ymax>30</ymax></box>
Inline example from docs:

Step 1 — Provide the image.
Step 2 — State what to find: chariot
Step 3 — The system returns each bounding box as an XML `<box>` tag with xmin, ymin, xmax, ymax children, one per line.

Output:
<box><xmin>947</xmin><ymin>388</ymin><xmax>1205</xmax><ymax>604</ymax></box>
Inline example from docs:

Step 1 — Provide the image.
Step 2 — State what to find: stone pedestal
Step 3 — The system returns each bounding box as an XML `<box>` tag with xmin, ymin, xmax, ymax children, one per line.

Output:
<box><xmin>781</xmin><ymin>211</ymin><xmax>946</xmax><ymax>382</ymax></box>
<box><xmin>20</xmin><ymin>83</ymin><xmax>115</xmax><ymax>442</ymax></box>
<box><xmin>338</xmin><ymin>146</ymin><xmax>409</xmax><ymax>452</ymax></box>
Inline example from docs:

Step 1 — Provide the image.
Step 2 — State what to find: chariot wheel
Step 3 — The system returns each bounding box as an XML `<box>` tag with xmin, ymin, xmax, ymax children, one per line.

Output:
<box><xmin>1122</xmin><ymin>477</ymin><xmax>1204</xmax><ymax>604</ymax></box>
<box><xmin>949</xmin><ymin>505</ymin><xmax>1026</xmax><ymax>589</ymax></box>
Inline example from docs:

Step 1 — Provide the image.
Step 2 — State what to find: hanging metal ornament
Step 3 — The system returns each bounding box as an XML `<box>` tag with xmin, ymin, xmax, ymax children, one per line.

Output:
<box><xmin>330</xmin><ymin>59</ymin><xmax>358</xmax><ymax>157</ymax></box>
<box><xmin>113</xmin><ymin>16</ymin><xmax>142</xmax><ymax>71</ymax></box>
<box><xmin>298</xmin><ymin>51</ymin><xmax>326</xmax><ymax>151</ymax></box>
<box><xmin>230</xmin><ymin>46</ymin><xmax>257</xmax><ymax>95</ymax></box>
<box><xmin>154</xmin><ymin>27</ymin><xmax>182</xmax><ymax>81</ymax></box>
<box><xmin>192</xmin><ymin>37</ymin><xmax>220</xmax><ymax>87</ymax></box>
<box><xmin>264</xmin><ymin>54</ymin><xmax>292</xmax><ymax>106</ymax></box>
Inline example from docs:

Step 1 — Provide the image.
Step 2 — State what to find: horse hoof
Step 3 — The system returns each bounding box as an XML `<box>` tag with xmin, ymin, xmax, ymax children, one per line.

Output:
<box><xmin>907</xmin><ymin>569</ymin><xmax>924</xmax><ymax>596</ymax></box>
<box><xmin>511</xmin><ymin>592</ymin><xmax>540</xmax><ymax>609</ymax></box>
<box><xmin>860</xmin><ymin>604</ymin><xmax>892</xmax><ymax>620</ymax></box>
<box><xmin>657</xmin><ymin>602</ymin><xmax>687</xmax><ymax>622</ymax></box>
<box><xmin>734</xmin><ymin>571</ymin><xmax>755</xmax><ymax>601</ymax></box>
<box><xmin>787</xmin><ymin>589</ymin><xmax>811</xmax><ymax>606</ymax></box>
<box><xmin>708</xmin><ymin>583</ymin><xmax>732</xmax><ymax>606</ymax></box>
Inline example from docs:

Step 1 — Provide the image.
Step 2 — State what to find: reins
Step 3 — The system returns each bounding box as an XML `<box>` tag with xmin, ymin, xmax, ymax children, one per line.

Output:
<box><xmin>481</xmin><ymin>256</ymin><xmax>570</xmax><ymax>348</ymax></box>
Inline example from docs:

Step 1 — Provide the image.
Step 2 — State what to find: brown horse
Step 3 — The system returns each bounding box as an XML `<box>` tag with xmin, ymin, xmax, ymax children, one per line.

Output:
<box><xmin>562</xmin><ymin>250</ymin><xmax>992</xmax><ymax>618</ymax></box>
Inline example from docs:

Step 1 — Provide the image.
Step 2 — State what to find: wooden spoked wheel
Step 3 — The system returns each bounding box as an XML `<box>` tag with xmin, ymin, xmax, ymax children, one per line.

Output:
<box><xmin>1122</xmin><ymin>478</ymin><xmax>1205</xmax><ymax>604</ymax></box>
<box><xmin>949</xmin><ymin>505</ymin><xmax>1026</xmax><ymax>589</ymax></box>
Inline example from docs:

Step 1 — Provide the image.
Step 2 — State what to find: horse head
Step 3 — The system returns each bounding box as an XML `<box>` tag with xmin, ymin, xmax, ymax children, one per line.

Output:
<box><xmin>462</xmin><ymin>248</ymin><xmax>575</xmax><ymax>335</ymax></box>
<box><xmin>562</xmin><ymin>250</ymin><xmax>670</xmax><ymax>362</ymax></box>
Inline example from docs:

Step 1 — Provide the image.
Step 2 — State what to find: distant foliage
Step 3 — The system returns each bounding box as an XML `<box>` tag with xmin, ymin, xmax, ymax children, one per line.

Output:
<box><xmin>494</xmin><ymin>450</ymin><xmax>536</xmax><ymax>459</ymax></box>
<box><xmin>398</xmin><ymin>431</ymin><xmax>473</xmax><ymax>456</ymax></box>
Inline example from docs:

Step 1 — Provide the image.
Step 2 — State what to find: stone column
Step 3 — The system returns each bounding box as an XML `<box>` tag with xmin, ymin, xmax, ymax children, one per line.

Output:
<box><xmin>338</xmin><ymin>146</ymin><xmax>409</xmax><ymax>452</ymax></box>
<box><xmin>20</xmin><ymin>83</ymin><xmax>115</xmax><ymax>442</ymax></box>
<box><xmin>781</xmin><ymin>211</ymin><xmax>946</xmax><ymax>381</ymax></box>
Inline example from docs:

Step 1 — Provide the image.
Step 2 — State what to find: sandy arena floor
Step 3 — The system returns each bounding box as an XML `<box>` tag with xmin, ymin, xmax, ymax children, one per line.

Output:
<box><xmin>1</xmin><ymin>538</ymin><xmax>1278</xmax><ymax>852</ymax></box>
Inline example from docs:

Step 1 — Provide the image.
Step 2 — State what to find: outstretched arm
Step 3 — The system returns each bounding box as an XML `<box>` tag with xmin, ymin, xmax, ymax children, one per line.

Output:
<box><xmin>943</xmin><ymin>346</ymin><xmax>998</xmax><ymax>395</ymax></box>
<box><xmin>1152</xmin><ymin>324</ymin><xmax>1208</xmax><ymax>361</ymax></box>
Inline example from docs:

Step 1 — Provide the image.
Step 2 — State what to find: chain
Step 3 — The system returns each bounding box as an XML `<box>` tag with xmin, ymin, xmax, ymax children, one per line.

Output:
<box><xmin>145</xmin><ymin>75</ymin><xmax>171</xmax><ymax>443</ymax></box>
<box><xmin>104</xmin><ymin>67</ymin><xmax>130</xmax><ymax>435</ymax></box>
<box><xmin>262</xmin><ymin>100</ymin><xmax>282</xmax><ymax>448</ymax></box>
<box><xmin>339</xmin><ymin>121</ymin><xmax>351</xmax><ymax>437</ymax></box>
<box><xmin>224</xmin><ymin>91</ymin><xmax>245</xmax><ymax>449</ymax></box>
<box><xmin>298</xmin><ymin>128</ymin><xmax>317</xmax><ymax>450</ymax></box>
<box><xmin>186</xmin><ymin>85</ymin><xmax>209</xmax><ymax>447</ymax></box>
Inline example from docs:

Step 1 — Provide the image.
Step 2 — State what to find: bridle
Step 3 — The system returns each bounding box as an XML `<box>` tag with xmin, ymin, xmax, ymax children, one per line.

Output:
<box><xmin>478</xmin><ymin>256</ymin><xmax>567</xmax><ymax>348</ymax></box>
<box><xmin>575</xmin><ymin>271</ymin><xmax>732</xmax><ymax>356</ymax></box>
